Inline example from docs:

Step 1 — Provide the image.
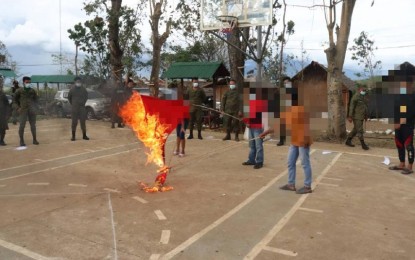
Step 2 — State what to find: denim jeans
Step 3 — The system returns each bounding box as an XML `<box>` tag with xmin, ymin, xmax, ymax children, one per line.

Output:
<box><xmin>247</xmin><ymin>127</ymin><xmax>264</xmax><ymax>164</ymax></box>
<box><xmin>287</xmin><ymin>145</ymin><xmax>312</xmax><ymax>187</ymax></box>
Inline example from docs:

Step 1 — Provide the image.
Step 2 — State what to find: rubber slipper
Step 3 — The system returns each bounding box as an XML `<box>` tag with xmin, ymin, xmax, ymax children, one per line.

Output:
<box><xmin>389</xmin><ymin>166</ymin><xmax>404</xmax><ymax>170</ymax></box>
<box><xmin>401</xmin><ymin>168</ymin><xmax>413</xmax><ymax>175</ymax></box>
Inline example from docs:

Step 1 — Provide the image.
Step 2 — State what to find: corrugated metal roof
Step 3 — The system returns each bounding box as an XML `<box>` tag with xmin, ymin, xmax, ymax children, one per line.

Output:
<box><xmin>30</xmin><ymin>75</ymin><xmax>76</xmax><ymax>83</ymax></box>
<box><xmin>0</xmin><ymin>68</ymin><xmax>17</xmax><ymax>78</ymax></box>
<box><xmin>162</xmin><ymin>62</ymin><xmax>230</xmax><ymax>79</ymax></box>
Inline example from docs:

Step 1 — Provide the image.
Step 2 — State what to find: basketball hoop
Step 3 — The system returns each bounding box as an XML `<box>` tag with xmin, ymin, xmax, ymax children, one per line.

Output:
<box><xmin>217</xmin><ymin>15</ymin><xmax>238</xmax><ymax>40</ymax></box>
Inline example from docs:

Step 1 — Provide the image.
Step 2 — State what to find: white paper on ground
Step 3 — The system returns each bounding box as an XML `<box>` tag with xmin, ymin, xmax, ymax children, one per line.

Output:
<box><xmin>15</xmin><ymin>146</ymin><xmax>27</xmax><ymax>151</ymax></box>
<box><xmin>382</xmin><ymin>156</ymin><xmax>390</xmax><ymax>165</ymax></box>
<box><xmin>322</xmin><ymin>150</ymin><xmax>332</xmax><ymax>155</ymax></box>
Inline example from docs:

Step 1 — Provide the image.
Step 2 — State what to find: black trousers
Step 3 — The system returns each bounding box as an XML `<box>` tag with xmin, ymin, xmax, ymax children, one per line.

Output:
<box><xmin>395</xmin><ymin>124</ymin><xmax>414</xmax><ymax>164</ymax></box>
<box><xmin>71</xmin><ymin>107</ymin><xmax>87</xmax><ymax>132</ymax></box>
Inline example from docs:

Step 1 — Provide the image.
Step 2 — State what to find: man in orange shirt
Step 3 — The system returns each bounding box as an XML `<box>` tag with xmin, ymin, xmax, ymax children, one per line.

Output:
<box><xmin>259</xmin><ymin>79</ymin><xmax>312</xmax><ymax>194</ymax></box>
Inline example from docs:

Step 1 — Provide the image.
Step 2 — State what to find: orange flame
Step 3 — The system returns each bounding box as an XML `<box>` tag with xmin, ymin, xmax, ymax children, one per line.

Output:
<box><xmin>119</xmin><ymin>92</ymin><xmax>167</xmax><ymax>167</ymax></box>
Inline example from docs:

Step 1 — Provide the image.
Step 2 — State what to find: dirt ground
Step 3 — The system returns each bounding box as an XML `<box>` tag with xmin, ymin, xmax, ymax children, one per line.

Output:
<box><xmin>0</xmin><ymin>118</ymin><xmax>414</xmax><ymax>260</ymax></box>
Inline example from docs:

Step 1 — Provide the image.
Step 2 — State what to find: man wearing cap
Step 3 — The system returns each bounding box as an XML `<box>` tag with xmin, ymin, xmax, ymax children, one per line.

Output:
<box><xmin>68</xmin><ymin>76</ymin><xmax>89</xmax><ymax>141</ymax></box>
<box><xmin>345</xmin><ymin>84</ymin><xmax>369</xmax><ymax>150</ymax></box>
<box><xmin>188</xmin><ymin>78</ymin><xmax>206</xmax><ymax>140</ymax></box>
<box><xmin>14</xmin><ymin>76</ymin><xmax>39</xmax><ymax>146</ymax></box>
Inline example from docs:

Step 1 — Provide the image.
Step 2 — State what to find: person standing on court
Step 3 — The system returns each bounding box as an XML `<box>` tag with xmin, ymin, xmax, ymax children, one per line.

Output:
<box><xmin>0</xmin><ymin>81</ymin><xmax>10</xmax><ymax>145</ymax></box>
<box><xmin>345</xmin><ymin>84</ymin><xmax>369</xmax><ymax>150</ymax></box>
<box><xmin>11</xmin><ymin>80</ymin><xmax>20</xmax><ymax>125</ymax></box>
<box><xmin>111</xmin><ymin>79</ymin><xmax>131</xmax><ymax>128</ymax></box>
<box><xmin>221</xmin><ymin>79</ymin><xmax>242</xmax><ymax>141</ymax></box>
<box><xmin>68</xmin><ymin>76</ymin><xmax>89</xmax><ymax>141</ymax></box>
<box><xmin>188</xmin><ymin>78</ymin><xmax>206</xmax><ymax>140</ymax></box>
<box><xmin>14</xmin><ymin>76</ymin><xmax>39</xmax><ymax>146</ymax></box>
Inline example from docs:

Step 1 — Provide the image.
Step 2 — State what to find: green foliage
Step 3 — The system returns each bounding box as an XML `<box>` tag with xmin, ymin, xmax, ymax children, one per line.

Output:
<box><xmin>349</xmin><ymin>31</ymin><xmax>382</xmax><ymax>82</ymax></box>
<box><xmin>67</xmin><ymin>1</ymin><xmax>144</xmax><ymax>79</ymax></box>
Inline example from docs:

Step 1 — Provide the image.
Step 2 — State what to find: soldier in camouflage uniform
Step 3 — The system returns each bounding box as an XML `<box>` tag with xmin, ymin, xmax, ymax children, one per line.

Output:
<box><xmin>11</xmin><ymin>80</ymin><xmax>20</xmax><ymax>125</ymax></box>
<box><xmin>0</xmin><ymin>78</ymin><xmax>10</xmax><ymax>145</ymax></box>
<box><xmin>188</xmin><ymin>78</ymin><xmax>206</xmax><ymax>140</ymax></box>
<box><xmin>221</xmin><ymin>79</ymin><xmax>242</xmax><ymax>141</ymax></box>
<box><xmin>14</xmin><ymin>76</ymin><xmax>39</xmax><ymax>146</ymax></box>
<box><xmin>68</xmin><ymin>76</ymin><xmax>89</xmax><ymax>141</ymax></box>
<box><xmin>345</xmin><ymin>85</ymin><xmax>369</xmax><ymax>150</ymax></box>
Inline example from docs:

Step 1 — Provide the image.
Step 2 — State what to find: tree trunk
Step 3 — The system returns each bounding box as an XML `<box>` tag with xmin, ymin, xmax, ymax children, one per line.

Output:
<box><xmin>325</xmin><ymin>0</ymin><xmax>356</xmax><ymax>140</ymax></box>
<box><xmin>149</xmin><ymin>0</ymin><xmax>171</xmax><ymax>97</ymax></box>
<box><xmin>150</xmin><ymin>40</ymin><xmax>161</xmax><ymax>97</ymax></box>
<box><xmin>108</xmin><ymin>0</ymin><xmax>123</xmax><ymax>85</ymax></box>
<box><xmin>75</xmin><ymin>44</ymin><xmax>79</xmax><ymax>76</ymax></box>
<box><xmin>228</xmin><ymin>28</ymin><xmax>249</xmax><ymax>92</ymax></box>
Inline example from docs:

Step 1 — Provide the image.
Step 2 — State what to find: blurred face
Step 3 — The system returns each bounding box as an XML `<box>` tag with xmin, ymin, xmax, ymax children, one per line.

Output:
<box><xmin>192</xmin><ymin>80</ymin><xmax>199</xmax><ymax>89</ymax></box>
<box><xmin>284</xmin><ymin>79</ymin><xmax>292</xmax><ymax>88</ymax></box>
<box><xmin>75</xmin><ymin>80</ymin><xmax>82</xmax><ymax>87</ymax></box>
<box><xmin>127</xmin><ymin>81</ymin><xmax>134</xmax><ymax>88</ymax></box>
<box><xmin>229</xmin><ymin>81</ymin><xmax>236</xmax><ymax>90</ymax></box>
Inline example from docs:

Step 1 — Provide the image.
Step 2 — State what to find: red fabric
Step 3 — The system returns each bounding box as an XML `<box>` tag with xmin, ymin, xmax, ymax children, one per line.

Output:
<box><xmin>243</xmin><ymin>100</ymin><xmax>268</xmax><ymax>128</ymax></box>
<box><xmin>140</xmin><ymin>95</ymin><xmax>189</xmax><ymax>134</ymax></box>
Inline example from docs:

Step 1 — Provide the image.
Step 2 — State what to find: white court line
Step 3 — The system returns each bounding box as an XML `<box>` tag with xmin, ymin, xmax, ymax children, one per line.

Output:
<box><xmin>108</xmin><ymin>193</ymin><xmax>118</xmax><ymax>260</ymax></box>
<box><xmin>150</xmin><ymin>254</ymin><xmax>161</xmax><ymax>260</ymax></box>
<box><xmin>104</xmin><ymin>188</ymin><xmax>121</xmax><ymax>193</ymax></box>
<box><xmin>68</xmin><ymin>183</ymin><xmax>88</xmax><ymax>188</ymax></box>
<box><xmin>263</xmin><ymin>246</ymin><xmax>298</xmax><ymax>257</ymax></box>
<box><xmin>154</xmin><ymin>210</ymin><xmax>167</xmax><ymax>220</ymax></box>
<box><xmin>244</xmin><ymin>153</ymin><xmax>342</xmax><ymax>259</ymax></box>
<box><xmin>0</xmin><ymin>192</ymin><xmax>106</xmax><ymax>197</ymax></box>
<box><xmin>0</xmin><ymin>149</ymin><xmax>137</xmax><ymax>181</ymax></box>
<box><xmin>0</xmin><ymin>185</ymin><xmax>6</xmax><ymax>188</ymax></box>
<box><xmin>34</xmin><ymin>159</ymin><xmax>45</xmax><ymax>162</ymax></box>
<box><xmin>132</xmin><ymin>196</ymin><xmax>148</xmax><ymax>204</ymax></box>
<box><xmin>318</xmin><ymin>183</ymin><xmax>339</xmax><ymax>187</ymax></box>
<box><xmin>0</xmin><ymin>142</ymin><xmax>139</xmax><ymax>173</ymax></box>
<box><xmin>84</xmin><ymin>149</ymin><xmax>95</xmax><ymax>152</ymax></box>
<box><xmin>160</xmin><ymin>230</ymin><xmax>171</xmax><ymax>244</ymax></box>
<box><xmin>27</xmin><ymin>183</ymin><xmax>50</xmax><ymax>186</ymax></box>
<box><xmin>161</xmin><ymin>150</ymin><xmax>318</xmax><ymax>260</ymax></box>
<box><xmin>0</xmin><ymin>238</ymin><xmax>50</xmax><ymax>260</ymax></box>
<box><xmin>323</xmin><ymin>177</ymin><xmax>343</xmax><ymax>181</ymax></box>
<box><xmin>298</xmin><ymin>207</ymin><xmax>323</xmax><ymax>214</ymax></box>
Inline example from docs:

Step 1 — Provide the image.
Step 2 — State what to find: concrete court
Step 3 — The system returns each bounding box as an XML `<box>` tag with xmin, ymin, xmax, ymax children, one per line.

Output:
<box><xmin>0</xmin><ymin>118</ymin><xmax>414</xmax><ymax>260</ymax></box>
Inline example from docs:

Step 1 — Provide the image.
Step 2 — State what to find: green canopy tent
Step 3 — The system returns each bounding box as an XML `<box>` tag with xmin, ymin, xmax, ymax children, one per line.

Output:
<box><xmin>0</xmin><ymin>68</ymin><xmax>17</xmax><ymax>78</ymax></box>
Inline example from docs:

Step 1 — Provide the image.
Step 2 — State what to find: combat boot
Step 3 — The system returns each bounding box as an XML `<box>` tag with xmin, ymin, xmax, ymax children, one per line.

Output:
<box><xmin>0</xmin><ymin>131</ymin><xmax>6</xmax><ymax>146</ymax></box>
<box><xmin>19</xmin><ymin>131</ymin><xmax>25</xmax><ymax>146</ymax></box>
<box><xmin>82</xmin><ymin>130</ymin><xmax>89</xmax><ymax>140</ymax></box>
<box><xmin>360</xmin><ymin>139</ymin><xmax>369</xmax><ymax>150</ymax></box>
<box><xmin>277</xmin><ymin>136</ymin><xmax>285</xmax><ymax>146</ymax></box>
<box><xmin>188</xmin><ymin>131</ymin><xmax>194</xmax><ymax>139</ymax></box>
<box><xmin>71</xmin><ymin>131</ymin><xmax>76</xmax><ymax>141</ymax></box>
<box><xmin>345</xmin><ymin>137</ymin><xmax>355</xmax><ymax>147</ymax></box>
<box><xmin>234</xmin><ymin>133</ymin><xmax>240</xmax><ymax>142</ymax></box>
<box><xmin>197</xmin><ymin>130</ymin><xmax>203</xmax><ymax>140</ymax></box>
<box><xmin>32</xmin><ymin>127</ymin><xmax>39</xmax><ymax>145</ymax></box>
<box><xmin>222</xmin><ymin>131</ymin><xmax>231</xmax><ymax>141</ymax></box>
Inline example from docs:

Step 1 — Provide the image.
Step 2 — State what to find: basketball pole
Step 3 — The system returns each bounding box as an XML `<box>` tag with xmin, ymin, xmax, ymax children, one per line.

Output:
<box><xmin>256</xmin><ymin>26</ymin><xmax>262</xmax><ymax>83</ymax></box>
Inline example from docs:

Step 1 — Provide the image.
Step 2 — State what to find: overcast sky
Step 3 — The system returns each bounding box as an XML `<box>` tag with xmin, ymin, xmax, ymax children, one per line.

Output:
<box><xmin>1</xmin><ymin>0</ymin><xmax>414</xmax><ymax>80</ymax></box>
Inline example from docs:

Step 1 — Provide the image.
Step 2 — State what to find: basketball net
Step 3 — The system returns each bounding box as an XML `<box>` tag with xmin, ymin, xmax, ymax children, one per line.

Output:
<box><xmin>218</xmin><ymin>15</ymin><xmax>238</xmax><ymax>40</ymax></box>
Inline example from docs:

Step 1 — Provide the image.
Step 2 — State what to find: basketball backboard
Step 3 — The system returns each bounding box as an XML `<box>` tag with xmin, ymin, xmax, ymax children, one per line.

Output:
<box><xmin>200</xmin><ymin>0</ymin><xmax>273</xmax><ymax>31</ymax></box>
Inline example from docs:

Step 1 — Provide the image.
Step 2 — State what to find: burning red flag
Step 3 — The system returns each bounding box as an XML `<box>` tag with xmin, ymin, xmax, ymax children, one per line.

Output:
<box><xmin>119</xmin><ymin>92</ymin><xmax>189</xmax><ymax>192</ymax></box>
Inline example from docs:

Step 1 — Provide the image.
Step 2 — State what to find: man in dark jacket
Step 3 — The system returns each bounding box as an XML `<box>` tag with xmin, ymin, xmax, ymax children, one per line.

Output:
<box><xmin>188</xmin><ymin>78</ymin><xmax>206</xmax><ymax>140</ymax></box>
<box><xmin>11</xmin><ymin>80</ymin><xmax>20</xmax><ymax>125</ymax></box>
<box><xmin>221</xmin><ymin>79</ymin><xmax>242</xmax><ymax>141</ymax></box>
<box><xmin>0</xmin><ymin>81</ymin><xmax>10</xmax><ymax>145</ymax></box>
<box><xmin>14</xmin><ymin>76</ymin><xmax>39</xmax><ymax>146</ymax></box>
<box><xmin>68</xmin><ymin>76</ymin><xmax>89</xmax><ymax>141</ymax></box>
<box><xmin>345</xmin><ymin>85</ymin><xmax>369</xmax><ymax>150</ymax></box>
